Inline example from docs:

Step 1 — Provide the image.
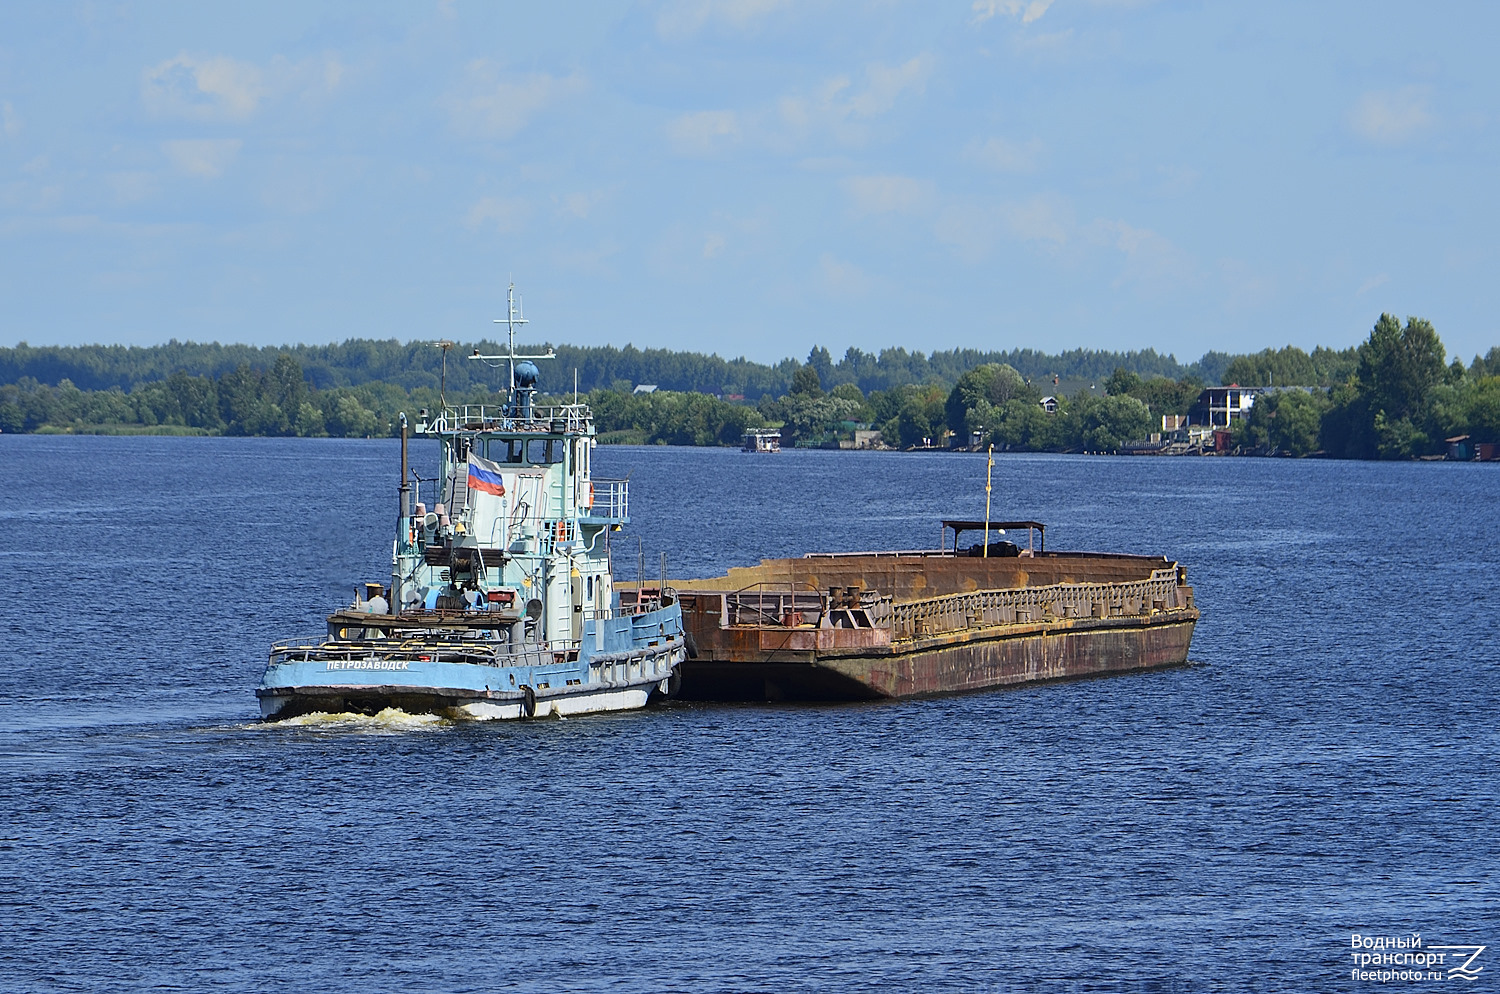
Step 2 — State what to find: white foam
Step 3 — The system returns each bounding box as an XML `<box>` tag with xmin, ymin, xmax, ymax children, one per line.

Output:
<box><xmin>267</xmin><ymin>707</ymin><xmax>450</xmax><ymax>732</ymax></box>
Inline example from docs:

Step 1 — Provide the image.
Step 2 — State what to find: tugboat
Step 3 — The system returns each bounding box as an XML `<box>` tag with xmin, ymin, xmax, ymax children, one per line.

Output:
<box><xmin>257</xmin><ymin>286</ymin><xmax>687</xmax><ymax>720</ymax></box>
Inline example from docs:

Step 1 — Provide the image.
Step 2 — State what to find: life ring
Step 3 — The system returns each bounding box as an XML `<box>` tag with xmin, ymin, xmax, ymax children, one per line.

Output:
<box><xmin>553</xmin><ymin>520</ymin><xmax>567</xmax><ymax>543</ymax></box>
<box><xmin>521</xmin><ymin>685</ymin><xmax>536</xmax><ymax>718</ymax></box>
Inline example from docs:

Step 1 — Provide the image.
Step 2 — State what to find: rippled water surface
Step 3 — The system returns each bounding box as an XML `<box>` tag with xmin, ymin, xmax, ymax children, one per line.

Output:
<box><xmin>2</xmin><ymin>436</ymin><xmax>1497</xmax><ymax>992</ymax></box>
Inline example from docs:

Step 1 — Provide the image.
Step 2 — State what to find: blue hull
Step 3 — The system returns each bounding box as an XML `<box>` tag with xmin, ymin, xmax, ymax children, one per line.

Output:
<box><xmin>258</xmin><ymin>604</ymin><xmax>685</xmax><ymax>720</ymax></box>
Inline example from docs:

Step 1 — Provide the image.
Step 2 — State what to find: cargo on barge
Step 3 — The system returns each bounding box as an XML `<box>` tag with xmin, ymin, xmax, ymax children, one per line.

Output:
<box><xmin>631</xmin><ymin>520</ymin><xmax>1198</xmax><ymax>701</ymax></box>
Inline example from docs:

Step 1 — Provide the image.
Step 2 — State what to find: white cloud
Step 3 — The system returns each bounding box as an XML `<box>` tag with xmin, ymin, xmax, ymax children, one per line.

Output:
<box><xmin>1005</xmin><ymin>196</ymin><xmax>1072</xmax><ymax>245</ymax></box>
<box><xmin>818</xmin><ymin>253</ymin><xmax>873</xmax><ymax>296</ymax></box>
<box><xmin>259</xmin><ymin>159</ymin><xmax>333</xmax><ymax>214</ymax></box>
<box><xmin>554</xmin><ymin>239</ymin><xmax>622</xmax><ymax>276</ymax></box>
<box><xmin>661</xmin><ymin>56</ymin><xmax>931</xmax><ymax>157</ymax></box>
<box><xmin>141</xmin><ymin>52</ymin><xmax>343</xmax><ymax>123</ymax></box>
<box><xmin>970</xmin><ymin>136</ymin><xmax>1043</xmax><ymax>172</ymax></box>
<box><xmin>1089</xmin><ymin>218</ymin><xmax>1193</xmax><ymax>288</ymax></box>
<box><xmin>322</xmin><ymin>59</ymin><xmax>346</xmax><ymax>91</ymax></box>
<box><xmin>934</xmin><ymin>196</ymin><xmax>1191</xmax><ymax>288</ymax></box>
<box><xmin>777</xmin><ymin>55</ymin><xmax>933</xmax><ymax>145</ymax></box>
<box><xmin>1349</xmin><ymin>88</ymin><xmax>1431</xmax><ymax>144</ymax></box>
<box><xmin>106</xmin><ymin>171</ymin><xmax>159</xmax><ymax>205</ymax></box>
<box><xmin>656</xmin><ymin>0</ymin><xmax>791</xmax><ymax>39</ymax></box>
<box><xmin>1217</xmin><ymin>259</ymin><xmax>1276</xmax><ymax>312</ymax></box>
<box><xmin>842</xmin><ymin>174</ymin><xmax>936</xmax><ymax>216</ymax></box>
<box><xmin>0</xmin><ymin>179</ymin><xmax>63</xmax><ymax>212</ymax></box>
<box><xmin>797</xmin><ymin>156</ymin><xmax>856</xmax><ymax>172</ymax></box>
<box><xmin>2</xmin><ymin>101</ymin><xmax>18</xmax><ymax>139</ymax></box>
<box><xmin>850</xmin><ymin>56</ymin><xmax>933</xmax><ymax>117</ymax></box>
<box><xmin>162</xmin><ymin>138</ymin><xmax>242</xmax><ymax>177</ymax></box>
<box><xmin>465</xmin><ymin>196</ymin><xmax>530</xmax><ymax>233</ymax></box>
<box><xmin>555</xmin><ymin>188</ymin><xmax>611</xmax><ymax>219</ymax></box>
<box><xmin>936</xmin><ymin>195</ymin><xmax>1074</xmax><ymax>259</ymax></box>
<box><xmin>702</xmin><ymin>233</ymin><xmax>726</xmax><ymax>259</ymax></box>
<box><xmin>1356</xmin><ymin>273</ymin><xmax>1390</xmax><ymax>296</ymax></box>
<box><xmin>972</xmin><ymin>0</ymin><xmax>1054</xmax><ymax>25</ymax></box>
<box><xmin>666</xmin><ymin>110</ymin><xmax>741</xmax><ymax>156</ymax></box>
<box><xmin>1016</xmin><ymin>28</ymin><xmax>1073</xmax><ymax>52</ymax></box>
<box><xmin>143</xmin><ymin>54</ymin><xmax>265</xmax><ymax>121</ymax></box>
<box><xmin>448</xmin><ymin>62</ymin><xmax>586</xmax><ymax>140</ymax></box>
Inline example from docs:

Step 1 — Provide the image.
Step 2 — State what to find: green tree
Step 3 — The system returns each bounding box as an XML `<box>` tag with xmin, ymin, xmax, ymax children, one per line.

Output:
<box><xmin>781</xmin><ymin>394</ymin><xmax>861</xmax><ymax>444</ymax></box>
<box><xmin>789</xmin><ymin>364</ymin><xmax>823</xmax><ymax>397</ymax></box>
<box><xmin>945</xmin><ymin>363</ymin><xmax>1029</xmax><ymax>439</ymax></box>
<box><xmin>1104</xmin><ymin>368</ymin><xmax>1142</xmax><ymax>398</ymax></box>
<box><xmin>1466</xmin><ymin>378</ymin><xmax>1500</xmax><ymax>441</ymax></box>
<box><xmin>1064</xmin><ymin>395</ymin><xmax>1153</xmax><ymax>451</ymax></box>
<box><xmin>1357</xmin><ymin>314</ymin><xmax>1446</xmax><ymax>423</ymax></box>
<box><xmin>327</xmin><ymin>393</ymin><xmax>379</xmax><ymax>437</ymax></box>
<box><xmin>295</xmin><ymin>401</ymin><xmax>327</xmax><ymax>437</ymax></box>
<box><xmin>806</xmin><ymin>346</ymin><xmax>834</xmax><ymax>387</ymax></box>
<box><xmin>1321</xmin><ymin>314</ymin><xmax>1449</xmax><ymax>459</ymax></box>
<box><xmin>988</xmin><ymin>399</ymin><xmax>1056</xmax><ymax>451</ymax></box>
<box><xmin>1470</xmin><ymin>347</ymin><xmax>1500</xmax><ymax>378</ymax></box>
<box><xmin>1134</xmin><ymin>376</ymin><xmax>1203</xmax><ymax>418</ymax></box>
<box><xmin>1235</xmin><ymin>389</ymin><xmax>1331</xmax><ymax>456</ymax></box>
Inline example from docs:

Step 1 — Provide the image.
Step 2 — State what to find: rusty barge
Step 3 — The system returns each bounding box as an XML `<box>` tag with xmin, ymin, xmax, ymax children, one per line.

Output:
<box><xmin>628</xmin><ymin>521</ymin><xmax>1198</xmax><ymax>702</ymax></box>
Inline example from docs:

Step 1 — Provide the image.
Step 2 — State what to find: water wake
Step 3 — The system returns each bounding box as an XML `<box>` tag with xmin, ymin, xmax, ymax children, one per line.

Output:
<box><xmin>265</xmin><ymin>707</ymin><xmax>451</xmax><ymax>732</ymax></box>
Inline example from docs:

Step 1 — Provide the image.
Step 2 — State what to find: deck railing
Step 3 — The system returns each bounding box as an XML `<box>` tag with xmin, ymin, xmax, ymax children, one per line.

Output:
<box><xmin>890</xmin><ymin>570</ymin><xmax>1185</xmax><ymax>640</ymax></box>
<box><xmin>587</xmin><ymin>479</ymin><xmax>628</xmax><ymax>520</ymax></box>
<box><xmin>427</xmin><ymin>404</ymin><xmax>593</xmax><ymax>434</ymax></box>
<box><xmin>268</xmin><ymin>637</ymin><xmax>583</xmax><ymax>668</ymax></box>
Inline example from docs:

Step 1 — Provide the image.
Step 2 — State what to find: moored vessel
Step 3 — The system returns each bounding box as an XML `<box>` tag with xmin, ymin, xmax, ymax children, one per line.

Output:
<box><xmin>650</xmin><ymin>521</ymin><xmax>1198</xmax><ymax>701</ymax></box>
<box><xmin>257</xmin><ymin>286</ymin><xmax>686</xmax><ymax>720</ymax></box>
<box><xmin>742</xmin><ymin>429</ymin><xmax>781</xmax><ymax>453</ymax></box>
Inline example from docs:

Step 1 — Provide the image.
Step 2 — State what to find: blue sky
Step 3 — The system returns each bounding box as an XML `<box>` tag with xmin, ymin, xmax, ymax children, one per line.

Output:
<box><xmin>2</xmin><ymin>1</ymin><xmax>1497</xmax><ymax>365</ymax></box>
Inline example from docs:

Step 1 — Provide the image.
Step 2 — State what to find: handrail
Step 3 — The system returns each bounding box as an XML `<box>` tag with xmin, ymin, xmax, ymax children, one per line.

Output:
<box><xmin>721</xmin><ymin>581</ymin><xmax>823</xmax><ymax>627</ymax></box>
<box><xmin>427</xmin><ymin>403</ymin><xmax>594</xmax><ymax>434</ymax></box>
<box><xmin>890</xmin><ymin>575</ymin><xmax>1186</xmax><ymax>640</ymax></box>
<box><xmin>586</xmin><ymin>479</ymin><xmax>629</xmax><ymax>519</ymax></box>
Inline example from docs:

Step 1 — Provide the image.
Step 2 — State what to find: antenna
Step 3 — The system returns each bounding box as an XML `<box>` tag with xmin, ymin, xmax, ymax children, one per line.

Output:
<box><xmin>470</xmin><ymin>282</ymin><xmax>555</xmax><ymax>404</ymax></box>
<box><xmin>434</xmin><ymin>339</ymin><xmax>455</xmax><ymax>409</ymax></box>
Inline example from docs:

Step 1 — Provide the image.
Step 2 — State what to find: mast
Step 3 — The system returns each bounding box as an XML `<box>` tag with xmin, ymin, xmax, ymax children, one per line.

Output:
<box><xmin>983</xmin><ymin>444</ymin><xmax>993</xmax><ymax>558</ymax></box>
<box><xmin>470</xmin><ymin>282</ymin><xmax>556</xmax><ymax>411</ymax></box>
<box><xmin>399</xmin><ymin>413</ymin><xmax>410</xmax><ymax>517</ymax></box>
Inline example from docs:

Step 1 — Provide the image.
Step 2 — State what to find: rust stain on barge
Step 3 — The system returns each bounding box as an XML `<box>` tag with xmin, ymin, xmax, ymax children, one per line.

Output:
<box><xmin>627</xmin><ymin>526</ymin><xmax>1199</xmax><ymax>702</ymax></box>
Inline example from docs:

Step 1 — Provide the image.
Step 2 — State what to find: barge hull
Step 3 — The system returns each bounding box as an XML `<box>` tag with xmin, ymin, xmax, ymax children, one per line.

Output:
<box><xmin>678</xmin><ymin>613</ymin><xmax>1196</xmax><ymax>701</ymax></box>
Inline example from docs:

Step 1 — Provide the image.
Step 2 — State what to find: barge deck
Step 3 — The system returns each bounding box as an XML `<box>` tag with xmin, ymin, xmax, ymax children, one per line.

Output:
<box><xmin>634</xmin><ymin>521</ymin><xmax>1199</xmax><ymax>701</ymax></box>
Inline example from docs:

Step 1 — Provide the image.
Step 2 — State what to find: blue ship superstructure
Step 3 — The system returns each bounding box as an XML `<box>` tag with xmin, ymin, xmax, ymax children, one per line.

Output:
<box><xmin>257</xmin><ymin>286</ymin><xmax>685</xmax><ymax>720</ymax></box>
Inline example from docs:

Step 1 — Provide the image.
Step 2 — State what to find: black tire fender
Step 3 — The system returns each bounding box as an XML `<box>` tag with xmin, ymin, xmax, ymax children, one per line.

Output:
<box><xmin>683</xmin><ymin>631</ymin><xmax>699</xmax><ymax>659</ymax></box>
<box><xmin>521</xmin><ymin>685</ymin><xmax>536</xmax><ymax>718</ymax></box>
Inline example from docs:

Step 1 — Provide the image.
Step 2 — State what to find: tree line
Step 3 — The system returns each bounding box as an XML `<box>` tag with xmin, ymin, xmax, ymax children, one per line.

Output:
<box><xmin>1</xmin><ymin>337</ymin><xmax>1232</xmax><ymax>400</ymax></box>
<box><xmin>3</xmin><ymin>315</ymin><xmax>1496</xmax><ymax>458</ymax></box>
<box><xmin>1233</xmin><ymin>317</ymin><xmax>1500</xmax><ymax>458</ymax></box>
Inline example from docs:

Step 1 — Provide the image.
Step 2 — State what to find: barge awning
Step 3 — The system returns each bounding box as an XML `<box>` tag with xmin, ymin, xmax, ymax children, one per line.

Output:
<box><xmin>941</xmin><ymin>520</ymin><xmax>1045</xmax><ymax>553</ymax></box>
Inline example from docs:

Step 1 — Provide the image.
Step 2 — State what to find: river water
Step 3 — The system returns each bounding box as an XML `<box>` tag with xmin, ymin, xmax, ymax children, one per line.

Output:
<box><xmin>2</xmin><ymin>436</ymin><xmax>1496</xmax><ymax>992</ymax></box>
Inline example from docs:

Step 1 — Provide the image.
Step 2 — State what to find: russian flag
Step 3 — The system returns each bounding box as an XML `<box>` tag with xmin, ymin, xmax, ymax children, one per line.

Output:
<box><xmin>467</xmin><ymin>454</ymin><xmax>507</xmax><ymax>497</ymax></box>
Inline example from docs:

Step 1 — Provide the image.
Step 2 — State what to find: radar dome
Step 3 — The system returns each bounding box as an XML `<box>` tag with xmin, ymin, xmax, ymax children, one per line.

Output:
<box><xmin>515</xmin><ymin>361</ymin><xmax>540</xmax><ymax>388</ymax></box>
